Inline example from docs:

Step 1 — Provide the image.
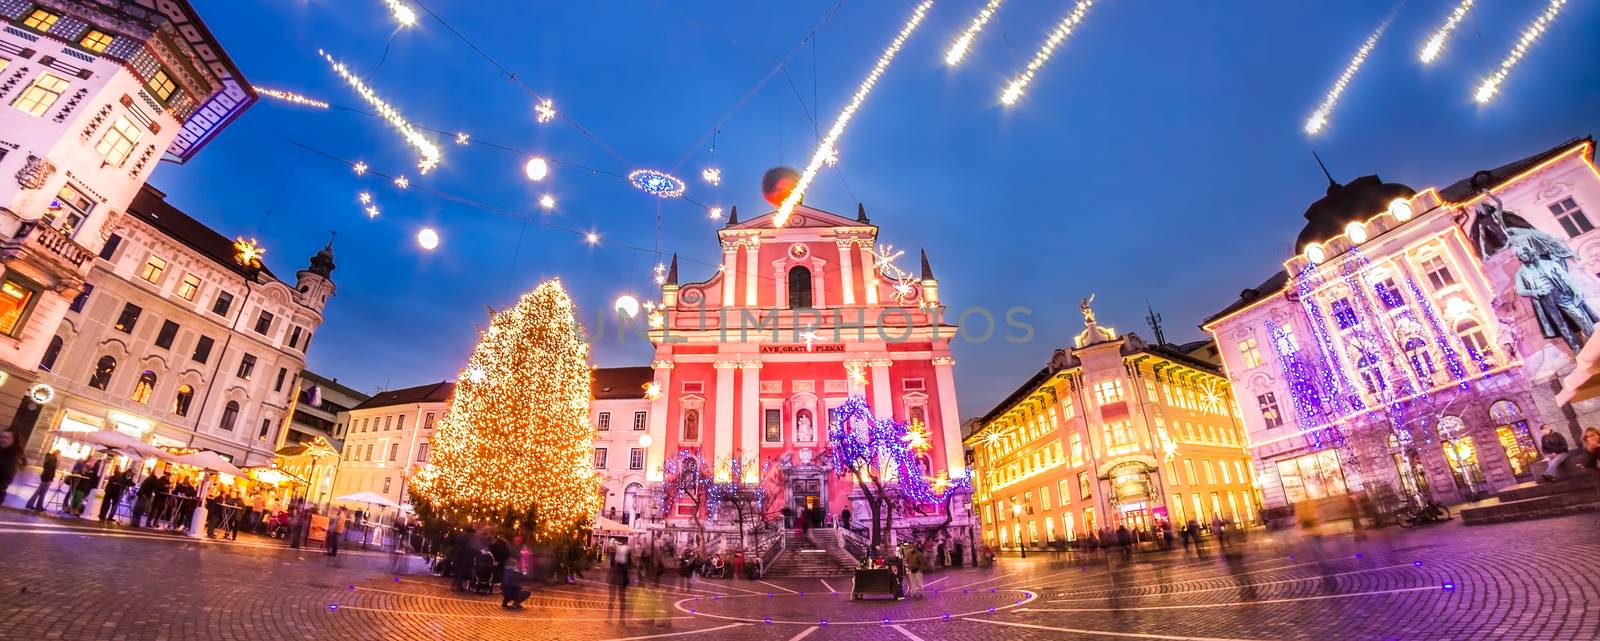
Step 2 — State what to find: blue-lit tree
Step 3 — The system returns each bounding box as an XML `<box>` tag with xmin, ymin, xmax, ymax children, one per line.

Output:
<box><xmin>657</xmin><ymin>449</ymin><xmax>712</xmax><ymax>534</ymax></box>
<box><xmin>825</xmin><ymin>395</ymin><xmax>971</xmax><ymax>548</ymax></box>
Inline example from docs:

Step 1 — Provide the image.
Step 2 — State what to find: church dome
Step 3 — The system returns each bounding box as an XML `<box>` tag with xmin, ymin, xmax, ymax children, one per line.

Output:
<box><xmin>1294</xmin><ymin>175</ymin><xmax>1415</xmax><ymax>253</ymax></box>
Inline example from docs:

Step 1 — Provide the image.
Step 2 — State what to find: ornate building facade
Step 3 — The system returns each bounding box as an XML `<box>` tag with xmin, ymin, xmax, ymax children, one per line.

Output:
<box><xmin>1204</xmin><ymin>137</ymin><xmax>1600</xmax><ymax>516</ymax></box>
<box><xmin>967</xmin><ymin>306</ymin><xmax>1253</xmax><ymax>550</ymax></box>
<box><xmin>0</xmin><ymin>0</ymin><xmax>252</xmax><ymax>453</ymax></box>
<box><xmin>643</xmin><ymin>202</ymin><xmax>970</xmax><ymax>540</ymax></box>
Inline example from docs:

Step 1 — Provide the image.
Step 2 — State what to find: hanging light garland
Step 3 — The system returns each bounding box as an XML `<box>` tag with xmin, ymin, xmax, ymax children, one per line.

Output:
<box><xmin>945</xmin><ymin>0</ymin><xmax>1005</xmax><ymax>66</ymax></box>
<box><xmin>1474</xmin><ymin>0</ymin><xmax>1569</xmax><ymax>104</ymax></box>
<box><xmin>380</xmin><ymin>0</ymin><xmax>418</xmax><ymax>28</ymax></box>
<box><xmin>999</xmin><ymin>0</ymin><xmax>1096</xmax><ymax>106</ymax></box>
<box><xmin>628</xmin><ymin>169</ymin><xmax>687</xmax><ymax>198</ymax></box>
<box><xmin>774</xmin><ymin>0</ymin><xmax>934</xmax><ymax>228</ymax></box>
<box><xmin>320</xmin><ymin>49</ymin><xmax>442</xmax><ymax>174</ymax></box>
<box><xmin>1418</xmin><ymin>0</ymin><xmax>1475</xmax><ymax>64</ymax></box>
<box><xmin>255</xmin><ymin>87</ymin><xmax>330</xmax><ymax>109</ymax></box>
<box><xmin>1304</xmin><ymin>14</ymin><xmax>1392</xmax><ymax>135</ymax></box>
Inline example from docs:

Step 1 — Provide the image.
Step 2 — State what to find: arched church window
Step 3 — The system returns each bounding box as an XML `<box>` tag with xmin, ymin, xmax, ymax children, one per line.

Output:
<box><xmin>88</xmin><ymin>355</ymin><xmax>116</xmax><ymax>390</ymax></box>
<box><xmin>788</xmin><ymin>266</ymin><xmax>812</xmax><ymax>308</ymax></box>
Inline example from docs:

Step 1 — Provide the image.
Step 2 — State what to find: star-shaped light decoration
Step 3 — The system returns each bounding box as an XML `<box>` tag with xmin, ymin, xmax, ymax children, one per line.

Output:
<box><xmin>535</xmin><ymin>98</ymin><xmax>557</xmax><ymax>124</ymax></box>
<box><xmin>642</xmin><ymin>381</ymin><xmax>661</xmax><ymax>400</ymax></box>
<box><xmin>365</xmin><ymin>205</ymin><xmax>380</xmax><ymax>219</ymax></box>
<box><xmin>902</xmin><ymin>419</ymin><xmax>932</xmax><ymax>453</ymax></box>
<box><xmin>352</xmin><ymin>161</ymin><xmax>368</xmax><ymax>175</ymax></box>
<box><xmin>233</xmin><ymin>237</ymin><xmax>265</xmax><ymax>270</ymax></box>
<box><xmin>393</xmin><ymin>175</ymin><xmax>410</xmax><ymax>189</ymax></box>
<box><xmin>358</xmin><ymin>192</ymin><xmax>373</xmax><ymax>205</ymax></box>
<box><xmin>845</xmin><ymin>361</ymin><xmax>869</xmax><ymax>389</ymax></box>
<box><xmin>930</xmin><ymin>471</ymin><xmax>951</xmax><ymax>494</ymax></box>
<box><xmin>701</xmin><ymin>168</ymin><xmax>722</xmax><ymax>185</ymax></box>
<box><xmin>647</xmin><ymin>310</ymin><xmax>665</xmax><ymax>329</ymax></box>
<box><xmin>798</xmin><ymin>324</ymin><xmax>824</xmax><ymax>351</ymax></box>
<box><xmin>1198</xmin><ymin>379</ymin><xmax>1227</xmax><ymax>415</ymax></box>
<box><xmin>455</xmin><ymin>132</ymin><xmax>470</xmax><ymax>145</ymax></box>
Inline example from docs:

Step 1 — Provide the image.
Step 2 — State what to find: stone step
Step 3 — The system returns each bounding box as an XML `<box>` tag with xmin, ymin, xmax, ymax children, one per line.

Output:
<box><xmin>1462</xmin><ymin>488</ymin><xmax>1600</xmax><ymax>525</ymax></box>
<box><xmin>1496</xmin><ymin>478</ymin><xmax>1597</xmax><ymax>503</ymax></box>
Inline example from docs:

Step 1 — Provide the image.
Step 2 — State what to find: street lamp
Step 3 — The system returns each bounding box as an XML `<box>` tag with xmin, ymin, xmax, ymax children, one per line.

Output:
<box><xmin>1011</xmin><ymin>503</ymin><xmax>1025</xmax><ymax>559</ymax></box>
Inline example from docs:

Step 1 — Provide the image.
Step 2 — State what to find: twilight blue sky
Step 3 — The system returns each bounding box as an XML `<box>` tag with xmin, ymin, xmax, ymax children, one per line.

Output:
<box><xmin>156</xmin><ymin>0</ymin><xmax>1599</xmax><ymax>418</ymax></box>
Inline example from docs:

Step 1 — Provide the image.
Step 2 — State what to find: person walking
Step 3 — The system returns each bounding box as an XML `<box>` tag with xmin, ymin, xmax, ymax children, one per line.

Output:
<box><xmin>326</xmin><ymin>507</ymin><xmax>347</xmax><ymax>556</ymax></box>
<box><xmin>25</xmin><ymin>448</ymin><xmax>59</xmax><ymax>512</ymax></box>
<box><xmin>905</xmin><ymin>543</ymin><xmax>926</xmax><ymax>598</ymax></box>
<box><xmin>0</xmin><ymin>431</ymin><xmax>23</xmax><ymax>508</ymax></box>
<box><xmin>1540</xmin><ymin>426</ymin><xmax>1574</xmax><ymax>482</ymax></box>
<box><xmin>1116</xmin><ymin>525</ymin><xmax>1133</xmax><ymax>561</ymax></box>
<box><xmin>99</xmin><ymin>467</ymin><xmax>132</xmax><ymax>523</ymax></box>
<box><xmin>501</xmin><ymin>550</ymin><xmax>531</xmax><ymax>609</ymax></box>
<box><xmin>608</xmin><ymin>538</ymin><xmax>631</xmax><ymax>621</ymax></box>
<box><xmin>1211</xmin><ymin>515</ymin><xmax>1228</xmax><ymax>551</ymax></box>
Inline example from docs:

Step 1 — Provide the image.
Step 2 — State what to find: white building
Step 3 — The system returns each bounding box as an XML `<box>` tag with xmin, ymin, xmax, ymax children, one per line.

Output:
<box><xmin>329</xmin><ymin>367</ymin><xmax>655</xmax><ymax>518</ymax></box>
<box><xmin>0</xmin><ymin>0</ymin><xmax>253</xmax><ymax>450</ymax></box>
<box><xmin>290</xmin><ymin>370</ymin><xmax>366</xmax><ymax>450</ymax></box>
<box><xmin>32</xmin><ymin>184</ymin><xmax>333</xmax><ymax>467</ymax></box>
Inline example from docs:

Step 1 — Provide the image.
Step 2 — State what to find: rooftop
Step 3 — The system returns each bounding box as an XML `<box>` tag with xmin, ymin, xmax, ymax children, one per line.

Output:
<box><xmin>126</xmin><ymin>184</ymin><xmax>281</xmax><ymax>281</ymax></box>
<box><xmin>348</xmin><ymin>366</ymin><xmax>653</xmax><ymax>411</ymax></box>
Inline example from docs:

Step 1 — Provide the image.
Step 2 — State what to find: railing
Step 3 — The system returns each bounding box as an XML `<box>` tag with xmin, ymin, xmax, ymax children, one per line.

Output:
<box><xmin>20</xmin><ymin>221</ymin><xmax>93</xmax><ymax>269</ymax></box>
<box><xmin>753</xmin><ymin>519</ymin><xmax>785</xmax><ymax>573</ymax></box>
<box><xmin>839</xmin><ymin>524</ymin><xmax>869</xmax><ymax>565</ymax></box>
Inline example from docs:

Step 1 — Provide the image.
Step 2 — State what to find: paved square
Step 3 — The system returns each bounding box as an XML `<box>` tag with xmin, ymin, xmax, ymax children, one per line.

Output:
<box><xmin>1</xmin><ymin>509</ymin><xmax>1596</xmax><ymax>641</ymax></box>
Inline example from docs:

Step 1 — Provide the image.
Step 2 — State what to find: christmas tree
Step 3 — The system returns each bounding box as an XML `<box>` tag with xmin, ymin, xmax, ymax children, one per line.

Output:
<box><xmin>410</xmin><ymin>278</ymin><xmax>599</xmax><ymax>540</ymax></box>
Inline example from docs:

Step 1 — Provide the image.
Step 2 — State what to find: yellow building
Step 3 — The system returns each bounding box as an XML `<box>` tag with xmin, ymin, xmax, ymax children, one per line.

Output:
<box><xmin>966</xmin><ymin>301</ymin><xmax>1256</xmax><ymax>550</ymax></box>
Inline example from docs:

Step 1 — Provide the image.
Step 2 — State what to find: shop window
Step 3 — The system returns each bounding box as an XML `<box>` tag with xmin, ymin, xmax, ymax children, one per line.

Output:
<box><xmin>87</xmin><ymin>355</ymin><xmax>116</xmax><ymax>390</ymax></box>
<box><xmin>38</xmin><ymin>335</ymin><xmax>64</xmax><ymax>371</ymax></box>
<box><xmin>10</xmin><ymin>72</ymin><xmax>68</xmax><ymax>117</ymax></box>
<box><xmin>0</xmin><ymin>275</ymin><xmax>41</xmax><ymax>336</ymax></box>
<box><xmin>1274</xmin><ymin>450</ymin><xmax>1347</xmax><ymax>503</ymax></box>
<box><xmin>1549</xmin><ymin>197</ymin><xmax>1593</xmax><ymax>238</ymax></box>
<box><xmin>173</xmin><ymin>385</ymin><xmax>194</xmax><ymax>416</ymax></box>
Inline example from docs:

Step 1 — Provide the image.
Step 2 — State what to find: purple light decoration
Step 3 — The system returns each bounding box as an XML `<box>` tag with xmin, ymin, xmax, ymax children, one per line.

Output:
<box><xmin>826</xmin><ymin>395</ymin><xmax>973</xmax><ymax>506</ymax></box>
<box><xmin>327</xmin><ymin>604</ymin><xmax>338</xmax><ymax>611</ymax></box>
<box><xmin>1413</xmin><ymin>561</ymin><xmax>1424</xmax><ymax>567</ymax></box>
<box><xmin>1442</xmin><ymin>581</ymin><xmax>1456</xmax><ymax>590</ymax></box>
<box><xmin>1406</xmin><ymin>277</ymin><xmax>1483</xmax><ymax>379</ymax></box>
<box><xmin>764</xmin><ymin>617</ymin><xmax>772</xmax><ymax>624</ymax></box>
<box><xmin>883</xmin><ymin>618</ymin><xmax>892</xmax><ymax>625</ymax></box>
<box><xmin>942</xmin><ymin>613</ymin><xmax>951</xmax><ymax>620</ymax></box>
<box><xmin>348</xmin><ymin>584</ymin><xmax>355</xmax><ymax>590</ymax></box>
<box><xmin>987</xmin><ymin>607</ymin><xmax>996</xmax><ymax>613</ymax></box>
<box><xmin>821</xmin><ymin>619</ymin><xmax>829</xmax><ymax>626</ymax></box>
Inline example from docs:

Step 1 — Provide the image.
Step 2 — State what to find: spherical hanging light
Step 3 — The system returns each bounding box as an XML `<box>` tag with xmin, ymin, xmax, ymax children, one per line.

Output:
<box><xmin>525</xmin><ymin>157</ymin><xmax>550</xmax><ymax>181</ymax></box>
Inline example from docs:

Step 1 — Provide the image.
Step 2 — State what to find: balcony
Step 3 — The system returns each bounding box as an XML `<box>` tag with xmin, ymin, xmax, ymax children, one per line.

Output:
<box><xmin>0</xmin><ymin>212</ymin><xmax>96</xmax><ymax>287</ymax></box>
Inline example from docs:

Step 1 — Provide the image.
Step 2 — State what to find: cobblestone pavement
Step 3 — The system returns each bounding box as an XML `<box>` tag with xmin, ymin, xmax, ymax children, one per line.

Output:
<box><xmin>2</xmin><ymin>508</ymin><xmax>1597</xmax><ymax>641</ymax></box>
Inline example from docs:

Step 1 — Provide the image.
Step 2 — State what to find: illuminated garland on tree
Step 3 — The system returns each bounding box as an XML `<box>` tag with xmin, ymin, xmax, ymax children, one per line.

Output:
<box><xmin>409</xmin><ymin>279</ymin><xmax>599</xmax><ymax>540</ymax></box>
<box><xmin>825</xmin><ymin>395</ymin><xmax>971</xmax><ymax>506</ymax></box>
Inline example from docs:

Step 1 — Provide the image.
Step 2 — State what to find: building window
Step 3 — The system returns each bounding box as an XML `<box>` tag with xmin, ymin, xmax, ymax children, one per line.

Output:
<box><xmin>424</xmin><ymin>412</ymin><xmax>436</xmax><ymax>429</ymax></box>
<box><xmin>236</xmin><ymin>353</ymin><xmax>256</xmax><ymax>379</ymax></box>
<box><xmin>594</xmin><ymin>448</ymin><xmax>608</xmax><ymax>469</ymax></box>
<box><xmin>46</xmin><ymin>184</ymin><xmax>94</xmax><ymax>236</ymax></box>
<box><xmin>397</xmin><ymin>415</ymin><xmax>407</xmax><ymax>431</ymax></box>
<box><xmin>1420</xmin><ymin>255</ymin><xmax>1456</xmax><ymax>290</ymax></box>
<box><xmin>155</xmin><ymin>320</ymin><xmax>179</xmax><ymax>349</ymax></box>
<box><xmin>37</xmin><ymin>335</ymin><xmax>64</xmax><ymax>371</ymax></box>
<box><xmin>146</xmin><ymin>67</ymin><xmax>177</xmax><ymax>102</ymax></box>
<box><xmin>173</xmin><ymin>384</ymin><xmax>194</xmax><ymax>416</ymax></box>
<box><xmin>1069</xmin><ymin>431</ymin><xmax>1083</xmax><ymax>466</ymax></box>
<box><xmin>1403</xmin><ymin>337</ymin><xmax>1435</xmax><ymax>379</ymax></box>
<box><xmin>1456</xmin><ymin>320</ymin><xmax>1492</xmax><ymax>364</ymax></box>
<box><xmin>288</xmin><ymin>326</ymin><xmax>302</xmax><ymax>348</ymax></box>
<box><xmin>630</xmin><ymin>448</ymin><xmax>644</xmax><ymax>470</ymax></box>
<box><xmin>384</xmin><ymin>416</ymin><xmax>393</xmax><ymax>430</ymax></box>
<box><xmin>764</xmin><ymin>408</ymin><xmax>782</xmax><ymax>442</ymax></box>
<box><xmin>1549</xmin><ymin>197</ymin><xmax>1592</xmax><ymax>238</ymax></box>
<box><xmin>1093</xmin><ymin>379</ymin><xmax>1123</xmax><ymax>404</ymax></box>
<box><xmin>259</xmin><ymin>418</ymin><xmax>272</xmax><ymax>440</ymax></box>
<box><xmin>254</xmin><ymin>310</ymin><xmax>273</xmax><ymax>335</ymax></box>
<box><xmin>79</xmin><ymin>29</ymin><xmax>113</xmax><ymax>53</ymax></box>
<box><xmin>130</xmin><ymin>371</ymin><xmax>156</xmax><ymax>404</ymax></box>
<box><xmin>11</xmin><ymin>72</ymin><xmax>70</xmax><ymax>117</ymax></box>
<box><xmin>633</xmin><ymin>411</ymin><xmax>647</xmax><ymax>431</ymax></box>
<box><xmin>417</xmin><ymin>442</ymin><xmax>429</xmax><ymax>462</ymax></box>
<box><xmin>176</xmin><ymin>274</ymin><xmax>200</xmax><ymax>301</ymax></box>
<box><xmin>389</xmin><ymin>443</ymin><xmax>399</xmax><ymax>461</ymax></box>
<box><xmin>274</xmin><ymin>367</ymin><xmax>288</xmax><ymax>392</ymax></box>
<box><xmin>85</xmin><ymin>355</ymin><xmax>116</xmax><ymax>390</ymax></box>
<box><xmin>1184</xmin><ymin>459</ymin><xmax>1197</xmax><ymax>484</ymax></box>
<box><xmin>681</xmin><ymin>409</ymin><xmax>699</xmax><ymax>441</ymax></box>
<box><xmin>192</xmin><ymin>335</ymin><xmax>214</xmax><ymax>363</ymax></box>
<box><xmin>94</xmin><ymin>116</ymin><xmax>142</xmax><ymax>167</ymax></box>
<box><xmin>113</xmin><ymin>302</ymin><xmax>141</xmax><ymax>333</ymax></box>
<box><xmin>216</xmin><ymin>401</ymin><xmax>240</xmax><ymax>431</ymax></box>
<box><xmin>1238</xmin><ymin>338</ymin><xmax>1262</xmax><ymax>368</ymax></box>
<box><xmin>98</xmin><ymin>234</ymin><xmax>122</xmax><ymax>261</ymax></box>
<box><xmin>1275</xmin><ymin>450</ymin><xmax>1347</xmax><ymax>503</ymax></box>
<box><xmin>0</xmin><ymin>275</ymin><xmax>41</xmax><ymax>337</ymax></box>
<box><xmin>21</xmin><ymin>8</ymin><xmax>60</xmax><ymax>32</ymax></box>
<box><xmin>1257</xmin><ymin>393</ymin><xmax>1283</xmax><ymax>428</ymax></box>
<box><xmin>787</xmin><ymin>266</ymin><xmax>813</xmax><ymax>308</ymax></box>
<box><xmin>1330</xmin><ymin>298</ymin><xmax>1359</xmax><ymax>329</ymax></box>
<box><xmin>212</xmin><ymin>291</ymin><xmax>234</xmax><ymax>316</ymax></box>
<box><xmin>139</xmin><ymin>256</ymin><xmax>167</xmax><ymax>284</ymax></box>
<box><xmin>1077</xmin><ymin>471</ymin><xmax>1092</xmax><ymax>500</ymax></box>
<box><xmin>383</xmin><ymin>477</ymin><xmax>392</xmax><ymax>494</ymax></box>
<box><xmin>597</xmin><ymin>412</ymin><xmax>611</xmax><ymax>431</ymax></box>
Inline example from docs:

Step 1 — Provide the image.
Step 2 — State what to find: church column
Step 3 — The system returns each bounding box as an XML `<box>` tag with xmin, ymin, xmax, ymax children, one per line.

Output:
<box><xmin>721</xmin><ymin>242</ymin><xmax>737</xmax><ymax>308</ymax></box>
<box><xmin>870</xmin><ymin>358</ymin><xmax>893</xmax><ymax>418</ymax></box>
<box><xmin>837</xmin><ymin>239</ymin><xmax>857</xmax><ymax>305</ymax></box>
<box><xmin>862</xmin><ymin>242</ymin><xmax>879</xmax><ymax>306</ymax></box>
<box><xmin>713</xmin><ymin>360</ymin><xmax>738</xmax><ymax>481</ymax></box>
<box><xmin>740</xmin><ymin>361</ymin><xmax>762</xmax><ymax>482</ymax></box>
<box><xmin>933</xmin><ymin>356</ymin><xmax>966</xmax><ymax>478</ymax></box>
<box><xmin>744</xmin><ymin>238</ymin><xmax>760</xmax><ymax>307</ymax></box>
<box><xmin>645</xmin><ymin>360</ymin><xmax>672</xmax><ymax>481</ymax></box>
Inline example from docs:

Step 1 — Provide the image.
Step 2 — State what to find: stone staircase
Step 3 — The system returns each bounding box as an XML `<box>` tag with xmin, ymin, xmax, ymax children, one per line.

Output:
<box><xmin>1461</xmin><ymin>477</ymin><xmax>1600</xmax><ymax>525</ymax></box>
<box><xmin>763</xmin><ymin>530</ymin><xmax>858</xmax><ymax>577</ymax></box>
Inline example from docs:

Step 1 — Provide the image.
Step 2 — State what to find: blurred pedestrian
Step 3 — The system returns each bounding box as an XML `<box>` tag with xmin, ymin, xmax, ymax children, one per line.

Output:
<box><xmin>1540</xmin><ymin>426</ymin><xmax>1573</xmax><ymax>482</ymax></box>
<box><xmin>25</xmin><ymin>448</ymin><xmax>58</xmax><ymax>511</ymax></box>
<box><xmin>0</xmin><ymin>431</ymin><xmax>23</xmax><ymax>508</ymax></box>
<box><xmin>608</xmin><ymin>538</ymin><xmax>631</xmax><ymax>620</ymax></box>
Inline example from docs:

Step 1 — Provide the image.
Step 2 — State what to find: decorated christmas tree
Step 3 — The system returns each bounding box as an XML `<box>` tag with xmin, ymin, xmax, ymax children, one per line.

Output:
<box><xmin>410</xmin><ymin>278</ymin><xmax>599</xmax><ymax>540</ymax></box>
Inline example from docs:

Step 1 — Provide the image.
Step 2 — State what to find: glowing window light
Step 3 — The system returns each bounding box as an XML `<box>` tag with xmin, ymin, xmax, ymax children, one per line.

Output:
<box><xmin>1419</xmin><ymin>0</ymin><xmax>1474</xmax><ymax>64</ymax></box>
<box><xmin>775</xmin><ymin>0</ymin><xmax>933</xmax><ymax>228</ymax></box>
<box><xmin>999</xmin><ymin>0</ymin><xmax>1095</xmax><ymax>106</ymax></box>
<box><xmin>1389</xmin><ymin>198</ymin><xmax>1413</xmax><ymax>221</ymax></box>
<box><xmin>1474</xmin><ymin>0</ymin><xmax>1569</xmax><ymax>104</ymax></box>
<box><xmin>946</xmin><ymin>0</ymin><xmax>1005</xmax><ymax>66</ymax></box>
<box><xmin>1305</xmin><ymin>15</ymin><xmax>1391</xmax><ymax>135</ymax></box>
<box><xmin>1345</xmin><ymin>221</ymin><xmax>1368</xmax><ymax>244</ymax></box>
<box><xmin>320</xmin><ymin>50</ymin><xmax>441</xmax><ymax>173</ymax></box>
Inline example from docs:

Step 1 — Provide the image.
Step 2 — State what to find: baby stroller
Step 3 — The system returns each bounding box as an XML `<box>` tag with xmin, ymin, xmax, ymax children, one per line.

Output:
<box><xmin>468</xmin><ymin>549</ymin><xmax>497</xmax><ymax>594</ymax></box>
<box><xmin>266</xmin><ymin>512</ymin><xmax>290</xmax><ymax>539</ymax></box>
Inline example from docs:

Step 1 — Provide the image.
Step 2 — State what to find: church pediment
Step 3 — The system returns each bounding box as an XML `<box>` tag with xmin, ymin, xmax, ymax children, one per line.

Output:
<box><xmin>723</xmin><ymin>205</ymin><xmax>873</xmax><ymax>231</ymax></box>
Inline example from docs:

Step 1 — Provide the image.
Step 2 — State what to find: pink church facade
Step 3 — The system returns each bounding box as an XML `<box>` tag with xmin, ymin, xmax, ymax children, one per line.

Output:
<box><xmin>644</xmin><ymin>203</ymin><xmax>967</xmax><ymax>529</ymax></box>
